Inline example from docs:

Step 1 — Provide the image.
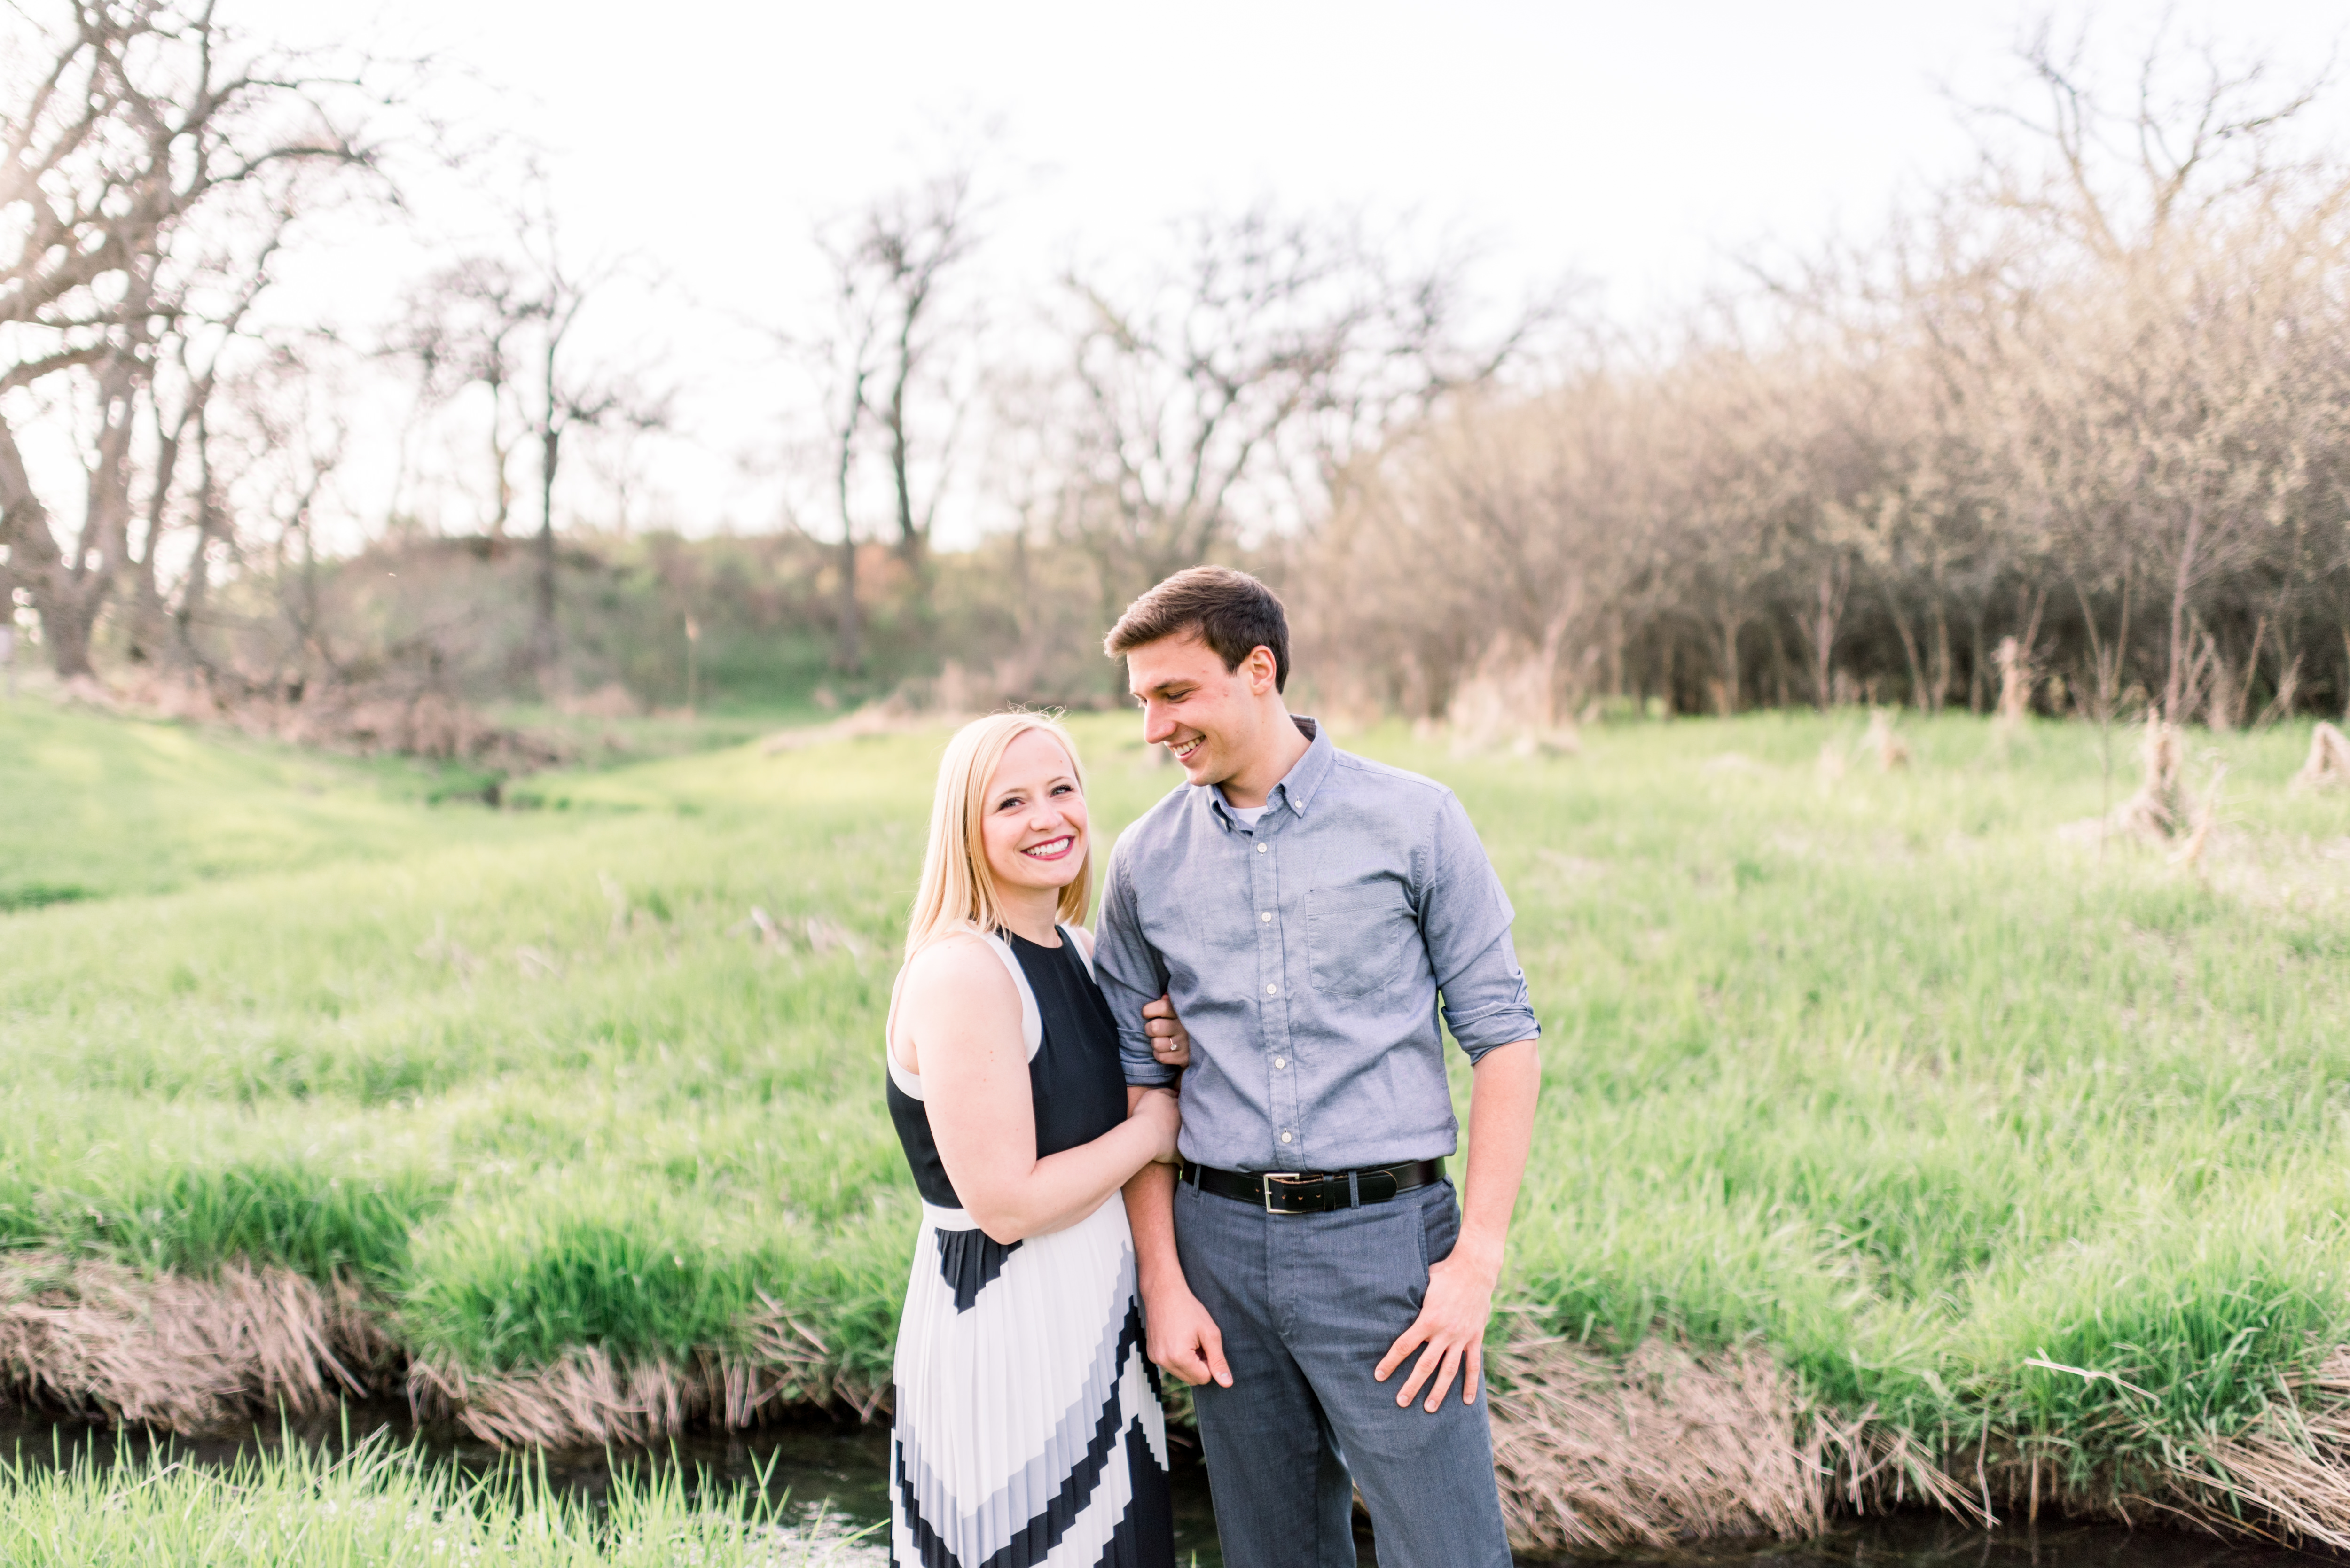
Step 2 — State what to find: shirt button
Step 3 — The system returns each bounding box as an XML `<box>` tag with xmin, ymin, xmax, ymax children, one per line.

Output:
<box><xmin>1273</xmin><ymin>1057</ymin><xmax>1286</xmax><ymax>1069</ymax></box>
<box><xmin>1261</xmin><ymin>911</ymin><xmax>1272</xmax><ymax>922</ymax></box>
<box><xmin>1265</xmin><ymin>983</ymin><xmax>1278</xmax><ymax>996</ymax></box>
<box><xmin>1280</xmin><ymin>1131</ymin><xmax>1293</xmax><ymax>1144</ymax></box>
<box><xmin>1256</xmin><ymin>843</ymin><xmax>1267</xmax><ymax>853</ymax></box>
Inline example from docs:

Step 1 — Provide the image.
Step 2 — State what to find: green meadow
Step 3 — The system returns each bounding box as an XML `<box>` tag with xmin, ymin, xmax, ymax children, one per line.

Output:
<box><xmin>3</xmin><ymin>696</ymin><xmax>2348</xmax><ymax>1494</ymax></box>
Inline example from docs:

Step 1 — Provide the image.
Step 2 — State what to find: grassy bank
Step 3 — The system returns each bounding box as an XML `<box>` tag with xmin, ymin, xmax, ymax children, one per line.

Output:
<box><xmin>2</xmin><ymin>695</ymin><xmax>2348</xmax><ymax>1532</ymax></box>
<box><xmin>0</xmin><ymin>1431</ymin><xmax>882</xmax><ymax>1565</ymax></box>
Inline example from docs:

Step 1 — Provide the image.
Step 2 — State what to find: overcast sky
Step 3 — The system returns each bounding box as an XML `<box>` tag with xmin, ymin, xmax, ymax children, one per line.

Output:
<box><xmin>234</xmin><ymin>0</ymin><xmax>2350</xmax><ymax>539</ymax></box>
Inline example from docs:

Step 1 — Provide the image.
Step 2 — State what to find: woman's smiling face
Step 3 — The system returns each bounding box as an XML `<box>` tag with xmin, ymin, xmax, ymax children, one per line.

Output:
<box><xmin>980</xmin><ymin>728</ymin><xmax>1089</xmax><ymax>901</ymax></box>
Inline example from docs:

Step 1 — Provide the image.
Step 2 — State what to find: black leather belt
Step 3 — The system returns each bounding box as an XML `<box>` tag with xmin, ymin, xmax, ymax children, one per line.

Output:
<box><xmin>1181</xmin><ymin>1158</ymin><xmax>1444</xmax><ymax>1215</ymax></box>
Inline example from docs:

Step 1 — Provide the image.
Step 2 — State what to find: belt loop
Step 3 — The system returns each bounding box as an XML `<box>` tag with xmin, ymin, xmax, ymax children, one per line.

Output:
<box><xmin>1347</xmin><ymin>1170</ymin><xmax>1360</xmax><ymax>1209</ymax></box>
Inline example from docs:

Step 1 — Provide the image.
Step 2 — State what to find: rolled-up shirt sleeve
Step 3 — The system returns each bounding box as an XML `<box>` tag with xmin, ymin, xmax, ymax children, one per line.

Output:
<box><xmin>1094</xmin><ymin>838</ymin><xmax>1178</xmax><ymax>1087</ymax></box>
<box><xmin>1419</xmin><ymin>791</ymin><xmax>1542</xmax><ymax>1060</ymax></box>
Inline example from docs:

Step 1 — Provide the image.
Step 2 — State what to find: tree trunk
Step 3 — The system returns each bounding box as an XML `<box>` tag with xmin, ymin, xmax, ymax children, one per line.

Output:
<box><xmin>828</xmin><ymin>353</ymin><xmax>869</xmax><ymax>676</ymax></box>
<box><xmin>43</xmin><ymin>274</ymin><xmax>157</xmax><ymax>680</ymax></box>
<box><xmin>1715</xmin><ymin>606</ymin><xmax>1744</xmax><ymax>716</ymax></box>
<box><xmin>831</xmin><ymin>413</ymin><xmax>862</xmax><ymax>677</ymax></box>
<box><xmin>1927</xmin><ymin>597</ymin><xmax>1951</xmax><ymax>717</ymax></box>
<box><xmin>1802</xmin><ymin>558</ymin><xmax>1849</xmax><ymax>710</ymax></box>
<box><xmin>1967</xmin><ymin>609</ymin><xmax>1988</xmax><ymax>714</ymax></box>
<box><xmin>1885</xmin><ymin>584</ymin><xmax>1928</xmax><ymax>712</ymax></box>
<box><xmin>534</xmin><ymin>424</ymin><xmax>560</xmax><ymax>688</ymax></box>
<box><xmin>0</xmin><ymin>407</ymin><xmax>100</xmax><ymax>678</ymax></box>
<box><xmin>175</xmin><ymin>505</ymin><xmax>220</xmax><ymax>668</ymax></box>
<box><xmin>124</xmin><ymin>412</ymin><xmax>186</xmax><ymax>665</ymax></box>
<box><xmin>886</xmin><ymin>374</ymin><xmax>928</xmax><ymax>593</ymax></box>
<box><xmin>488</xmin><ymin>369</ymin><xmax>513</xmax><ymax>539</ymax></box>
<box><xmin>2163</xmin><ymin>507</ymin><xmax>2205</xmax><ymax>723</ymax></box>
<box><xmin>46</xmin><ymin>602</ymin><xmax>98</xmax><ymax>677</ymax></box>
<box><xmin>834</xmin><ymin>533</ymin><xmax>861</xmax><ymax>674</ymax></box>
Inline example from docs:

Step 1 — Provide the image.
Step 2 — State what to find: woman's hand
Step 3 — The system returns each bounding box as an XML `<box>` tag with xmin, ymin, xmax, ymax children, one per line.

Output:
<box><xmin>1131</xmin><ymin>1087</ymin><xmax>1182</xmax><ymax>1164</ymax></box>
<box><xmin>1143</xmin><ymin>992</ymin><xmax>1190</xmax><ymax>1069</ymax></box>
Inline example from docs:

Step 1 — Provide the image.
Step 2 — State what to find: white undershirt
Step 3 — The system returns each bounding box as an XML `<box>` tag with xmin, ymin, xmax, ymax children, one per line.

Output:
<box><xmin>1225</xmin><ymin>804</ymin><xmax>1268</xmax><ymax>828</ymax></box>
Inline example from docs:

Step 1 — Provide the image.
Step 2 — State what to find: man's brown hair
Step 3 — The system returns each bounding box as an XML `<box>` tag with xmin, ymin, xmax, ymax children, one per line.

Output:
<box><xmin>1104</xmin><ymin>566</ymin><xmax>1291</xmax><ymax>692</ymax></box>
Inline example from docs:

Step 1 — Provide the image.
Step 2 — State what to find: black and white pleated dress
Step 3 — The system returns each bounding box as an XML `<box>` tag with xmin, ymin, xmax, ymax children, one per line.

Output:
<box><xmin>885</xmin><ymin>925</ymin><xmax>1175</xmax><ymax>1568</ymax></box>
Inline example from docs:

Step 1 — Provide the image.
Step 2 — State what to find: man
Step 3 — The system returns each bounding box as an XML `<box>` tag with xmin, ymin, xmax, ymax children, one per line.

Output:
<box><xmin>1095</xmin><ymin>566</ymin><xmax>1542</xmax><ymax>1568</ymax></box>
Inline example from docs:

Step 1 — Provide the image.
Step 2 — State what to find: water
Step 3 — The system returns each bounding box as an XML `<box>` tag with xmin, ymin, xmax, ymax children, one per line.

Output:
<box><xmin>0</xmin><ymin>1404</ymin><xmax>2332</xmax><ymax>1568</ymax></box>
<box><xmin>0</xmin><ymin>1401</ymin><xmax>1223</xmax><ymax>1563</ymax></box>
<box><xmin>1564</xmin><ymin>1515</ymin><xmax>2341</xmax><ymax>1568</ymax></box>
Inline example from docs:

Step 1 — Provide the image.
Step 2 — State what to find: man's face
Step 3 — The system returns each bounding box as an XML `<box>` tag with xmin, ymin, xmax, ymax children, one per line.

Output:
<box><xmin>1125</xmin><ymin>633</ymin><xmax>1267</xmax><ymax>788</ymax></box>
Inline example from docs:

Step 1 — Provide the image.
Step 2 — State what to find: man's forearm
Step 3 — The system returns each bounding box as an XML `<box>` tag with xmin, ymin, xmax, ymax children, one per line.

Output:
<box><xmin>1123</xmin><ymin>1161</ymin><xmax>1184</xmax><ymax>1295</ymax></box>
<box><xmin>1456</xmin><ymin>1039</ymin><xmax>1541</xmax><ymax>1279</ymax></box>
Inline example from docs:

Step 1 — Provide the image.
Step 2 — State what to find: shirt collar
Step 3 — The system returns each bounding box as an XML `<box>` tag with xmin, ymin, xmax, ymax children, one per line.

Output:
<box><xmin>1207</xmin><ymin>716</ymin><xmax>1331</xmax><ymax>829</ymax></box>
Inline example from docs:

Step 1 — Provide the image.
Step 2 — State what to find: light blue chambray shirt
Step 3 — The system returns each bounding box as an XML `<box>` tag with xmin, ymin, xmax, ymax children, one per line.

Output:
<box><xmin>1095</xmin><ymin>717</ymin><xmax>1541</xmax><ymax>1173</ymax></box>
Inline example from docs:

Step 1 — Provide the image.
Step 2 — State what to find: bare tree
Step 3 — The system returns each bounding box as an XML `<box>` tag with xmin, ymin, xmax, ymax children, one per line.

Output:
<box><xmin>391</xmin><ymin>257</ymin><xmax>538</xmax><ymax>540</ymax></box>
<box><xmin>793</xmin><ymin>164</ymin><xmax>987</xmax><ymax>672</ymax></box>
<box><xmin>1053</xmin><ymin>205</ymin><xmax>1554</xmax><ymax>641</ymax></box>
<box><xmin>0</xmin><ymin>0</ymin><xmax>383</xmax><ymax>678</ymax></box>
<box><xmin>518</xmin><ymin>233</ymin><xmax>624</xmax><ymax>688</ymax></box>
<box><xmin>393</xmin><ymin>210</ymin><xmax>665</xmax><ymax>691</ymax></box>
<box><xmin>862</xmin><ymin>167</ymin><xmax>983</xmax><ymax>606</ymax></box>
<box><xmin>798</xmin><ymin>234</ymin><xmax>885</xmax><ymax>675</ymax></box>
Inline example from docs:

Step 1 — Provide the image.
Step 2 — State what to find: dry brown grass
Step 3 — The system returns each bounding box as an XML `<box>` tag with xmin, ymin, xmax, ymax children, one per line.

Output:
<box><xmin>0</xmin><ymin>1249</ymin><xmax>894</xmax><ymax>1451</ymax></box>
<box><xmin>2293</xmin><ymin>722</ymin><xmax>2350</xmax><ymax>792</ymax></box>
<box><xmin>2165</xmin><ymin>1349</ymin><xmax>2350</xmax><ymax>1550</ymax></box>
<box><xmin>90</xmin><ymin>670</ymin><xmax>569</xmax><ymax>770</ymax></box>
<box><xmin>1489</xmin><ymin>1337</ymin><xmax>1825</xmax><ymax>1550</ymax></box>
<box><xmin>2169</xmin><ymin>762</ymin><xmax>2226</xmax><ymax>873</ymax></box>
<box><xmin>555</xmin><ymin>681</ymin><xmax>641</xmax><ymax>719</ymax></box>
<box><xmin>1448</xmin><ymin>640</ymin><xmax>1579</xmax><ymax>760</ymax></box>
<box><xmin>1866</xmin><ymin>708</ymin><xmax>1911</xmax><ymax>771</ymax></box>
<box><xmin>1486</xmin><ymin>1333</ymin><xmax>1980</xmax><ymax>1553</ymax></box>
<box><xmin>406</xmin><ymin>1303</ymin><xmax>880</xmax><ymax>1448</ymax></box>
<box><xmin>1485</xmin><ymin>1335</ymin><xmax>2350</xmax><ymax>1553</ymax></box>
<box><xmin>2115</xmin><ymin>712</ymin><xmax>2193</xmax><ymax>839</ymax></box>
<box><xmin>0</xmin><ymin>1252</ymin><xmax>395</xmax><ymax>1431</ymax></box>
<box><xmin>761</xmin><ymin>694</ymin><xmax>957</xmax><ymax>755</ymax></box>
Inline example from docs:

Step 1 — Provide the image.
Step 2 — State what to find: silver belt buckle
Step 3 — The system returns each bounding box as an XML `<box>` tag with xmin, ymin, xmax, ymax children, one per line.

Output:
<box><xmin>1261</xmin><ymin>1172</ymin><xmax>1306</xmax><ymax>1214</ymax></box>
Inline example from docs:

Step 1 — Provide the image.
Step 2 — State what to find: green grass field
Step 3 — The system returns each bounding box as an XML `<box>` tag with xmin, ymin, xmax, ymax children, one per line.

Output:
<box><xmin>3</xmin><ymin>694</ymin><xmax>2347</xmax><ymax>1500</ymax></box>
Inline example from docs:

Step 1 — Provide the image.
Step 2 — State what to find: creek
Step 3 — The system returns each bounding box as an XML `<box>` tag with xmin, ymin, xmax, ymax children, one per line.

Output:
<box><xmin>0</xmin><ymin>1403</ymin><xmax>2331</xmax><ymax>1568</ymax></box>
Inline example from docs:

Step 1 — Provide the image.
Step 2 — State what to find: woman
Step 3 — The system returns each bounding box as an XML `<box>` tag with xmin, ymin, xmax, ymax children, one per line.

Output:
<box><xmin>886</xmin><ymin>711</ymin><xmax>1186</xmax><ymax>1568</ymax></box>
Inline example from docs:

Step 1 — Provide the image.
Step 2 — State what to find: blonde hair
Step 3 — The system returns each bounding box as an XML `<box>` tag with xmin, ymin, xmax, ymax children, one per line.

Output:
<box><xmin>905</xmin><ymin>712</ymin><xmax>1093</xmax><ymax>955</ymax></box>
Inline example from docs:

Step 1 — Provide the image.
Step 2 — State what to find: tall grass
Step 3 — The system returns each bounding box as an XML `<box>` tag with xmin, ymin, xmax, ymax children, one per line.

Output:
<box><xmin>2</xmin><ymin>701</ymin><xmax>2346</xmax><ymax>1488</ymax></box>
<box><xmin>0</xmin><ymin>1429</ymin><xmax>884</xmax><ymax>1565</ymax></box>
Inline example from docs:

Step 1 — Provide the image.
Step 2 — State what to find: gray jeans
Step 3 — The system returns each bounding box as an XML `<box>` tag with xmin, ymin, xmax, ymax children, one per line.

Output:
<box><xmin>1174</xmin><ymin>1175</ymin><xmax>1513</xmax><ymax>1568</ymax></box>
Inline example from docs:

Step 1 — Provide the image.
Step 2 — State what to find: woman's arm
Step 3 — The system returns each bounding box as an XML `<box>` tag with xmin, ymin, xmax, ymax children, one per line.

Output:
<box><xmin>903</xmin><ymin>936</ymin><xmax>1179</xmax><ymax>1244</ymax></box>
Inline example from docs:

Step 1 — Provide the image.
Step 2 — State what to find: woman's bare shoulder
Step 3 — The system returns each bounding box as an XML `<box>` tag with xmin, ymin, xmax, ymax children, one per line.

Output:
<box><xmin>901</xmin><ymin>932</ymin><xmax>1018</xmax><ymax>1007</ymax></box>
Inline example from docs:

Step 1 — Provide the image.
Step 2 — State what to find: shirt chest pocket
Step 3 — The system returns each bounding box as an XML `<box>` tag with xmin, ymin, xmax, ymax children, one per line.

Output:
<box><xmin>1306</xmin><ymin>882</ymin><xmax>1417</xmax><ymax>1003</ymax></box>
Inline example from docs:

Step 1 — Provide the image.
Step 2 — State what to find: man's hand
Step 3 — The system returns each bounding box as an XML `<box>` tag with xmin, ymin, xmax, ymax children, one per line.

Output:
<box><xmin>1374</xmin><ymin>1240</ymin><xmax>1499</xmax><ymax>1412</ymax></box>
<box><xmin>1142</xmin><ymin>992</ymin><xmax>1190</xmax><ymax>1069</ymax></box>
<box><xmin>1144</xmin><ymin>1280</ymin><xmax>1232</xmax><ymax>1389</ymax></box>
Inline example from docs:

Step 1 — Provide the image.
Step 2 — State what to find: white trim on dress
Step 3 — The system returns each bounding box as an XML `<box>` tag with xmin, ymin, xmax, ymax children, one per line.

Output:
<box><xmin>887</xmin><ymin>923</ymin><xmax>1077</xmax><ymax>1100</ymax></box>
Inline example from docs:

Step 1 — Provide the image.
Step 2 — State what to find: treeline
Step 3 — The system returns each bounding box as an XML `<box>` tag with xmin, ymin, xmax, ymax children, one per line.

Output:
<box><xmin>6</xmin><ymin>7</ymin><xmax>2348</xmax><ymax>735</ymax></box>
<box><xmin>1301</xmin><ymin>32</ymin><xmax>2350</xmax><ymax>727</ymax></box>
<box><xmin>0</xmin><ymin>0</ymin><xmax>1541</xmax><ymax>719</ymax></box>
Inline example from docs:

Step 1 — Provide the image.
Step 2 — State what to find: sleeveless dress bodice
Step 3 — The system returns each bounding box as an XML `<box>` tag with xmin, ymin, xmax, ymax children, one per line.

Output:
<box><xmin>885</xmin><ymin>927</ymin><xmax>1126</xmax><ymax>1209</ymax></box>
